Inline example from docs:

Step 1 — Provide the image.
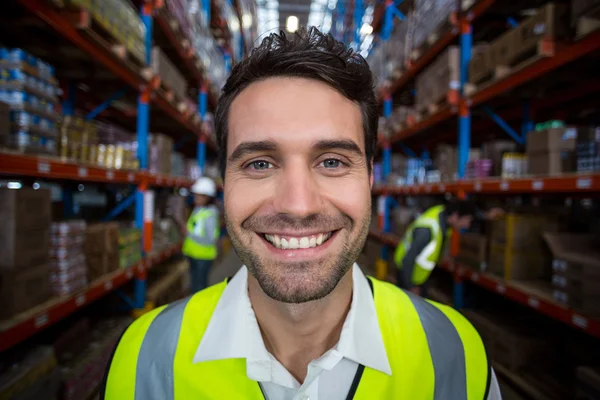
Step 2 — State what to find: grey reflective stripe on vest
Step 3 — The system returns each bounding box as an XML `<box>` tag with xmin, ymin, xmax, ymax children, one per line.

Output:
<box><xmin>135</xmin><ymin>297</ymin><xmax>191</xmax><ymax>400</ymax></box>
<box><xmin>407</xmin><ymin>293</ymin><xmax>468</xmax><ymax>400</ymax></box>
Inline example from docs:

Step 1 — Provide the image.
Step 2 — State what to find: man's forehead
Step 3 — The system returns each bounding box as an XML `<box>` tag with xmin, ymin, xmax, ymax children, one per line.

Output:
<box><xmin>227</xmin><ymin>78</ymin><xmax>364</xmax><ymax>153</ymax></box>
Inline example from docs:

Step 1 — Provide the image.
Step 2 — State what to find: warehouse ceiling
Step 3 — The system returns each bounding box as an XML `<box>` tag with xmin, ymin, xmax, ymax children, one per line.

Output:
<box><xmin>256</xmin><ymin>0</ymin><xmax>335</xmax><ymax>39</ymax></box>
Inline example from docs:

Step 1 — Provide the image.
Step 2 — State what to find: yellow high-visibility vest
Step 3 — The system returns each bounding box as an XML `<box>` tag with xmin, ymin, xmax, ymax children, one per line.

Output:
<box><xmin>394</xmin><ymin>205</ymin><xmax>451</xmax><ymax>285</ymax></box>
<box><xmin>104</xmin><ymin>277</ymin><xmax>490</xmax><ymax>399</ymax></box>
<box><xmin>182</xmin><ymin>207</ymin><xmax>219</xmax><ymax>260</ymax></box>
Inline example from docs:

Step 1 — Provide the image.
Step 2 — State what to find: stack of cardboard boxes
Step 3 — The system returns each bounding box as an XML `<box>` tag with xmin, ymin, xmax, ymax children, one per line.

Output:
<box><xmin>0</xmin><ymin>189</ymin><xmax>52</xmax><ymax>319</ymax></box>
<box><xmin>49</xmin><ymin>220</ymin><xmax>88</xmax><ymax>296</ymax></box>
<box><xmin>545</xmin><ymin>233</ymin><xmax>600</xmax><ymax>318</ymax></box>
<box><xmin>415</xmin><ymin>46</ymin><xmax>459</xmax><ymax>112</ymax></box>
<box><xmin>527</xmin><ymin>126</ymin><xmax>578</xmax><ymax>175</ymax></box>
<box><xmin>85</xmin><ymin>223</ymin><xmax>119</xmax><ymax>282</ymax></box>
<box><xmin>488</xmin><ymin>213</ymin><xmax>558</xmax><ymax>280</ymax></box>
<box><xmin>151</xmin><ymin>47</ymin><xmax>188</xmax><ymax>101</ymax></box>
<box><xmin>149</xmin><ymin>133</ymin><xmax>174</xmax><ymax>175</ymax></box>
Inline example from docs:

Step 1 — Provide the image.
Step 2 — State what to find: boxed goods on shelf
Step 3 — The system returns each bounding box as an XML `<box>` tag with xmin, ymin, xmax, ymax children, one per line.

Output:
<box><xmin>66</xmin><ymin>0</ymin><xmax>146</xmax><ymax>63</ymax></box>
<box><xmin>457</xmin><ymin>233</ymin><xmax>487</xmax><ymax>271</ymax></box>
<box><xmin>526</xmin><ymin>124</ymin><xmax>578</xmax><ymax>175</ymax></box>
<box><xmin>501</xmin><ymin>153</ymin><xmax>528</xmax><ymax>178</ymax></box>
<box><xmin>119</xmin><ymin>226</ymin><xmax>141</xmax><ymax>268</ymax></box>
<box><xmin>0</xmin><ymin>49</ymin><xmax>60</xmax><ymax>155</ymax></box>
<box><xmin>171</xmin><ymin>152</ymin><xmax>185</xmax><ymax>177</ymax></box>
<box><xmin>415</xmin><ymin>46</ymin><xmax>459</xmax><ymax>112</ymax></box>
<box><xmin>434</xmin><ymin>144</ymin><xmax>457</xmax><ymax>182</ymax></box>
<box><xmin>488</xmin><ymin>213</ymin><xmax>558</xmax><ymax>280</ymax></box>
<box><xmin>85</xmin><ymin>223</ymin><xmax>120</xmax><ymax>279</ymax></box>
<box><xmin>514</xmin><ymin>3</ymin><xmax>569</xmax><ymax>62</ymax></box>
<box><xmin>576</xmin><ymin>126</ymin><xmax>600</xmax><ymax>173</ymax></box>
<box><xmin>149</xmin><ymin>133</ymin><xmax>174</xmax><ymax>175</ymax></box>
<box><xmin>0</xmin><ymin>188</ymin><xmax>51</xmax><ymax>270</ymax></box>
<box><xmin>0</xmin><ymin>346</ymin><xmax>60</xmax><ymax>400</ymax></box>
<box><xmin>0</xmin><ymin>264</ymin><xmax>51</xmax><ymax>319</ymax></box>
<box><xmin>49</xmin><ymin>221</ymin><xmax>88</xmax><ymax>296</ymax></box>
<box><xmin>465</xmin><ymin>159</ymin><xmax>492</xmax><ymax>179</ymax></box>
<box><xmin>482</xmin><ymin>140</ymin><xmax>518</xmax><ymax>177</ymax></box>
<box><xmin>544</xmin><ymin>233</ymin><xmax>600</xmax><ymax>317</ymax></box>
<box><xmin>572</xmin><ymin>0</ymin><xmax>600</xmax><ymax>25</ymax></box>
<box><xmin>469</xmin><ymin>44</ymin><xmax>493</xmax><ymax>85</ymax></box>
<box><xmin>576</xmin><ymin>367</ymin><xmax>600</xmax><ymax>399</ymax></box>
<box><xmin>151</xmin><ymin>47</ymin><xmax>188</xmax><ymax>100</ymax></box>
<box><xmin>411</xmin><ymin>0</ymin><xmax>457</xmax><ymax>58</ymax></box>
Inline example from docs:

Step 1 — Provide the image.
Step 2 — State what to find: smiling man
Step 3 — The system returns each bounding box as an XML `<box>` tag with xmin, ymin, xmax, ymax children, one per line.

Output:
<box><xmin>102</xmin><ymin>27</ymin><xmax>501</xmax><ymax>399</ymax></box>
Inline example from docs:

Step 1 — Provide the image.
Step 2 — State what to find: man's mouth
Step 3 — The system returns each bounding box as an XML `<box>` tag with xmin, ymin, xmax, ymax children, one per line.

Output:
<box><xmin>261</xmin><ymin>231</ymin><xmax>336</xmax><ymax>250</ymax></box>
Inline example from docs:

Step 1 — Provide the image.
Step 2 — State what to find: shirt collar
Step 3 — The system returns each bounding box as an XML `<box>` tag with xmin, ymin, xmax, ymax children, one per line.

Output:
<box><xmin>192</xmin><ymin>264</ymin><xmax>392</xmax><ymax>376</ymax></box>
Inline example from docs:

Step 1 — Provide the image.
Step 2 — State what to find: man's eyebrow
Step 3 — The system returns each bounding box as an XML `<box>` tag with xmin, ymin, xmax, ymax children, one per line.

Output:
<box><xmin>228</xmin><ymin>140</ymin><xmax>279</xmax><ymax>163</ymax></box>
<box><xmin>312</xmin><ymin>139</ymin><xmax>363</xmax><ymax>156</ymax></box>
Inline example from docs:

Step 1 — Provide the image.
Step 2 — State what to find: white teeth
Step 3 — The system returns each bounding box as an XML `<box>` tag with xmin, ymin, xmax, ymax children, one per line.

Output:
<box><xmin>299</xmin><ymin>237</ymin><xmax>310</xmax><ymax>249</ymax></box>
<box><xmin>265</xmin><ymin>232</ymin><xmax>333</xmax><ymax>249</ymax></box>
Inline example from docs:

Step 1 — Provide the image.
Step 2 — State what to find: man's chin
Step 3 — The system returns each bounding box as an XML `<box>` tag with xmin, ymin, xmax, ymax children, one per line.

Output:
<box><xmin>249</xmin><ymin>261</ymin><xmax>349</xmax><ymax>304</ymax></box>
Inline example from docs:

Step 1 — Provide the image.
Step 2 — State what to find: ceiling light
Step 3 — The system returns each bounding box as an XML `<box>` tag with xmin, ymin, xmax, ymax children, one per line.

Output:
<box><xmin>7</xmin><ymin>181</ymin><xmax>22</xmax><ymax>189</ymax></box>
<box><xmin>360</xmin><ymin>23</ymin><xmax>373</xmax><ymax>35</ymax></box>
<box><xmin>286</xmin><ymin>15</ymin><xmax>299</xmax><ymax>32</ymax></box>
<box><xmin>242</xmin><ymin>14</ymin><xmax>253</xmax><ymax>29</ymax></box>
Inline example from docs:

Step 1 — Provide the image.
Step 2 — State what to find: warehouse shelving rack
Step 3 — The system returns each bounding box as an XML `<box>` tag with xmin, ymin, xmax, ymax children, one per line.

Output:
<box><xmin>0</xmin><ymin>242</ymin><xmax>182</xmax><ymax>352</ymax></box>
<box><xmin>371</xmin><ymin>0</ymin><xmax>600</xmax><ymax>342</ymax></box>
<box><xmin>367</xmin><ymin>230</ymin><xmax>600</xmax><ymax>339</ymax></box>
<box><xmin>0</xmin><ymin>0</ymin><xmax>229</xmax><ymax>350</ymax></box>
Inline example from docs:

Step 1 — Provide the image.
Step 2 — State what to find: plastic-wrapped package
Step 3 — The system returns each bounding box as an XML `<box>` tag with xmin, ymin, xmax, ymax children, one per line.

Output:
<box><xmin>49</xmin><ymin>220</ymin><xmax>88</xmax><ymax>296</ymax></box>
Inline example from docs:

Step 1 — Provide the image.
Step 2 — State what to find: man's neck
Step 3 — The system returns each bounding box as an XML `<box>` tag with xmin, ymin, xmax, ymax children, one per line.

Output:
<box><xmin>248</xmin><ymin>268</ymin><xmax>354</xmax><ymax>384</ymax></box>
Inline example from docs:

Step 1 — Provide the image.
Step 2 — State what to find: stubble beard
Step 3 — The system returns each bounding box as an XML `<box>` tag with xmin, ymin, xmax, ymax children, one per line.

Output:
<box><xmin>224</xmin><ymin>211</ymin><xmax>371</xmax><ymax>304</ymax></box>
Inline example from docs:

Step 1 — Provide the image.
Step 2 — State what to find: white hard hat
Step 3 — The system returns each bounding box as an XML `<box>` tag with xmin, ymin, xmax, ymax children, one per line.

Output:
<box><xmin>190</xmin><ymin>177</ymin><xmax>216</xmax><ymax>197</ymax></box>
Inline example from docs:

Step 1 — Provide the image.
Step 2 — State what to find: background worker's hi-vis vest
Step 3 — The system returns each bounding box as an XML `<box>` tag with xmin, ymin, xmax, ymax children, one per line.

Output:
<box><xmin>394</xmin><ymin>205</ymin><xmax>450</xmax><ymax>286</ymax></box>
<box><xmin>104</xmin><ymin>277</ymin><xmax>491</xmax><ymax>400</ymax></box>
<box><xmin>182</xmin><ymin>207</ymin><xmax>219</xmax><ymax>260</ymax></box>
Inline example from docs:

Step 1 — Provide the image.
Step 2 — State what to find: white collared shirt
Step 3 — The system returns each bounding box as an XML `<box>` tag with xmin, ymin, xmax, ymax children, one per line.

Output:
<box><xmin>194</xmin><ymin>264</ymin><xmax>502</xmax><ymax>400</ymax></box>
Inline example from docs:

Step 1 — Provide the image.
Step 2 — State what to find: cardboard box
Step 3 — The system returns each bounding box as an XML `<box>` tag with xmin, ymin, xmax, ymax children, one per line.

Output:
<box><xmin>544</xmin><ymin>232</ymin><xmax>600</xmax><ymax>278</ymax></box>
<box><xmin>488</xmin><ymin>242</ymin><xmax>550</xmax><ymax>280</ymax></box>
<box><xmin>458</xmin><ymin>233</ymin><xmax>487</xmax><ymax>271</ymax></box>
<box><xmin>85</xmin><ymin>223</ymin><xmax>119</xmax><ymax>255</ymax></box>
<box><xmin>553</xmin><ymin>289</ymin><xmax>600</xmax><ymax>317</ymax></box>
<box><xmin>0</xmin><ymin>227</ymin><xmax>50</xmax><ymax>270</ymax></box>
<box><xmin>552</xmin><ymin>272</ymin><xmax>600</xmax><ymax>297</ymax></box>
<box><xmin>526</xmin><ymin>127</ymin><xmax>578</xmax><ymax>153</ymax></box>
<box><xmin>482</xmin><ymin>140</ymin><xmax>518</xmax><ymax>176</ymax></box>
<box><xmin>469</xmin><ymin>44</ymin><xmax>493</xmax><ymax>84</ymax></box>
<box><xmin>0</xmin><ymin>264</ymin><xmax>51</xmax><ymax>319</ymax></box>
<box><xmin>514</xmin><ymin>3</ymin><xmax>570</xmax><ymax>64</ymax></box>
<box><xmin>491</xmin><ymin>213</ymin><xmax>558</xmax><ymax>250</ymax></box>
<box><xmin>87</xmin><ymin>252</ymin><xmax>119</xmax><ymax>282</ymax></box>
<box><xmin>0</xmin><ymin>188</ymin><xmax>51</xmax><ymax>232</ymax></box>
<box><xmin>528</xmin><ymin>151</ymin><xmax>576</xmax><ymax>175</ymax></box>
<box><xmin>492</xmin><ymin>29</ymin><xmax>517</xmax><ymax>66</ymax></box>
<box><xmin>151</xmin><ymin>47</ymin><xmax>188</xmax><ymax>100</ymax></box>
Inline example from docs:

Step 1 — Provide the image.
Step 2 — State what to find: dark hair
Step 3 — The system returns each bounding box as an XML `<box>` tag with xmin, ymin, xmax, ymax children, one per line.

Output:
<box><xmin>445</xmin><ymin>199</ymin><xmax>478</xmax><ymax>218</ymax></box>
<box><xmin>214</xmin><ymin>26</ymin><xmax>378</xmax><ymax>178</ymax></box>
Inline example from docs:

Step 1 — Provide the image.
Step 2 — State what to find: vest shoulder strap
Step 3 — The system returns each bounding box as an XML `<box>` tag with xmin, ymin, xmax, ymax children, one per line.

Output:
<box><xmin>354</xmin><ymin>278</ymin><xmax>489</xmax><ymax>400</ymax></box>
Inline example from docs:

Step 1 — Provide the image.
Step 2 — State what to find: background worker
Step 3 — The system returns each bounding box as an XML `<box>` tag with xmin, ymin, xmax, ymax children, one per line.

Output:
<box><xmin>182</xmin><ymin>176</ymin><xmax>220</xmax><ymax>292</ymax></box>
<box><xmin>395</xmin><ymin>199</ymin><xmax>502</xmax><ymax>296</ymax></box>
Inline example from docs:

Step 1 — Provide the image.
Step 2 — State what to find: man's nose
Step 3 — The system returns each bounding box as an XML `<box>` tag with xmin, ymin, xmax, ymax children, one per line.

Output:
<box><xmin>273</xmin><ymin>162</ymin><xmax>322</xmax><ymax>219</ymax></box>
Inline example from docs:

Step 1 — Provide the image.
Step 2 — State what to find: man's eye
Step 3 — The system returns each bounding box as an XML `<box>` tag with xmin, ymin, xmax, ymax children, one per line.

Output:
<box><xmin>321</xmin><ymin>159</ymin><xmax>342</xmax><ymax>168</ymax></box>
<box><xmin>248</xmin><ymin>160</ymin><xmax>272</xmax><ymax>170</ymax></box>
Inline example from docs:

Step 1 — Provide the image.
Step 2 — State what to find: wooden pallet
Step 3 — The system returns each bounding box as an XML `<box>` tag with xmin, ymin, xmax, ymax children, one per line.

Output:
<box><xmin>61</xmin><ymin>7</ymin><xmax>149</xmax><ymax>77</ymax></box>
<box><xmin>465</xmin><ymin>39</ymin><xmax>558</xmax><ymax>97</ymax></box>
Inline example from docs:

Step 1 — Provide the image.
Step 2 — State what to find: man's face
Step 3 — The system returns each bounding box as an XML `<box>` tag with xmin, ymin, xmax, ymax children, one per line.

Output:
<box><xmin>194</xmin><ymin>194</ymin><xmax>210</xmax><ymax>206</ymax></box>
<box><xmin>224</xmin><ymin>77</ymin><xmax>372</xmax><ymax>303</ymax></box>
